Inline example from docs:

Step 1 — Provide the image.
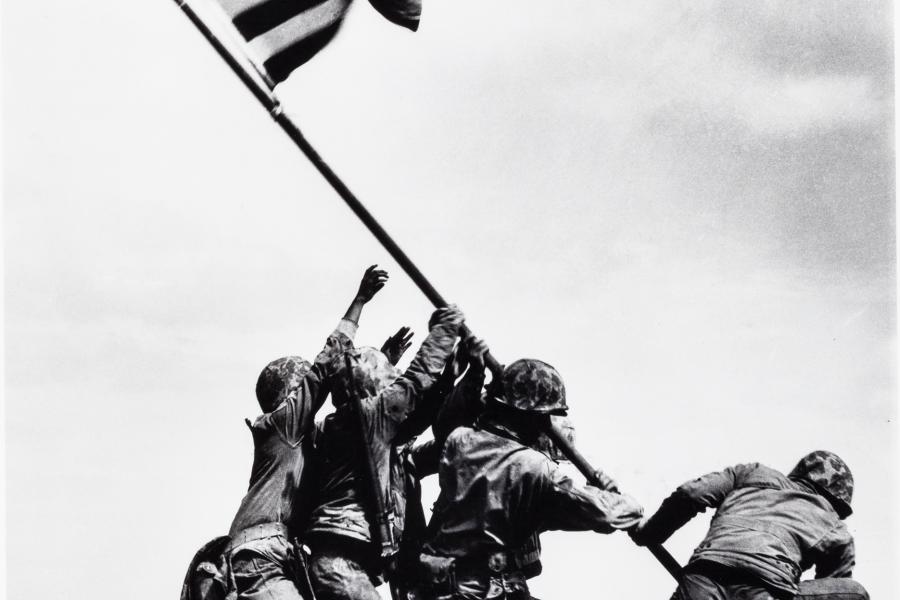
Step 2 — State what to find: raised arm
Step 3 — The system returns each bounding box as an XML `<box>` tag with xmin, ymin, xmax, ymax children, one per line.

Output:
<box><xmin>378</xmin><ymin>306</ymin><xmax>464</xmax><ymax>432</ymax></box>
<box><xmin>394</xmin><ymin>336</ymin><xmax>487</xmax><ymax>445</ymax></box>
<box><xmin>380</xmin><ymin>326</ymin><xmax>414</xmax><ymax>366</ymax></box>
<box><xmin>431</xmin><ymin>337</ymin><xmax>489</xmax><ymax>449</ymax></box>
<box><xmin>303</xmin><ymin>266</ymin><xmax>390</xmax><ymax>413</ymax></box>
<box><xmin>342</xmin><ymin>265</ymin><xmax>388</xmax><ymax>325</ymax></box>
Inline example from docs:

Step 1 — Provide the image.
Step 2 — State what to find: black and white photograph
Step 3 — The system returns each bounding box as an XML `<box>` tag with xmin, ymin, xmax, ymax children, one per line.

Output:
<box><xmin>3</xmin><ymin>1</ymin><xmax>896</xmax><ymax>599</ymax></box>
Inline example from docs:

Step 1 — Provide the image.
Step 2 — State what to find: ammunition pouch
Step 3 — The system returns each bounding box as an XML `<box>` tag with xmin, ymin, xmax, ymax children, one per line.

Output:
<box><xmin>180</xmin><ymin>536</ymin><xmax>235</xmax><ymax>600</ymax></box>
<box><xmin>416</xmin><ymin>551</ymin><xmax>531</xmax><ymax>600</ymax></box>
<box><xmin>417</xmin><ymin>554</ymin><xmax>458</xmax><ymax>600</ymax></box>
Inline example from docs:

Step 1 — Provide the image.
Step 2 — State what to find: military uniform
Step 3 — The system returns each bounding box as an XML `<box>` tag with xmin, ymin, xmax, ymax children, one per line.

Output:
<box><xmin>420</xmin><ymin>422</ymin><xmax>642</xmax><ymax>600</ymax></box>
<box><xmin>633</xmin><ymin>451</ymin><xmax>868</xmax><ymax>600</ymax></box>
<box><xmin>181</xmin><ymin>320</ymin><xmax>357</xmax><ymax>600</ymax></box>
<box><xmin>304</xmin><ymin>312</ymin><xmax>461</xmax><ymax>600</ymax></box>
<box><xmin>418</xmin><ymin>359</ymin><xmax>644</xmax><ymax>600</ymax></box>
<box><xmin>416</xmin><ymin>357</ymin><xmax>580</xmax><ymax>584</ymax></box>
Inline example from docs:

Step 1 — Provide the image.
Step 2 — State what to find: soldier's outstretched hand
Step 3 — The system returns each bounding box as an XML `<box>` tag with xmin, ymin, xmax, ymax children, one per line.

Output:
<box><xmin>356</xmin><ymin>265</ymin><xmax>389</xmax><ymax>303</ymax></box>
<box><xmin>429</xmin><ymin>304</ymin><xmax>465</xmax><ymax>331</ymax></box>
<box><xmin>381</xmin><ymin>326</ymin><xmax>414</xmax><ymax>365</ymax></box>
<box><xmin>591</xmin><ymin>468</ymin><xmax>620</xmax><ymax>493</ymax></box>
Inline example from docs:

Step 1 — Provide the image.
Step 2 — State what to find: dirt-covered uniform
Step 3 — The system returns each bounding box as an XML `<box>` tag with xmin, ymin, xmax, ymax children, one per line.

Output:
<box><xmin>632</xmin><ymin>452</ymin><xmax>868</xmax><ymax>600</ymax></box>
<box><xmin>418</xmin><ymin>359</ymin><xmax>643</xmax><ymax>600</ymax></box>
<box><xmin>181</xmin><ymin>320</ymin><xmax>357</xmax><ymax>600</ymax></box>
<box><xmin>304</xmin><ymin>310</ymin><xmax>462</xmax><ymax>600</ymax></box>
<box><xmin>412</xmin><ymin>355</ymin><xmax>579</xmax><ymax>583</ymax></box>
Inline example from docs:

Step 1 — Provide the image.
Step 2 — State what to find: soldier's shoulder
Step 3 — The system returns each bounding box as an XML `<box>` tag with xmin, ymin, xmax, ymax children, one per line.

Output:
<box><xmin>444</xmin><ymin>425</ymin><xmax>481</xmax><ymax>448</ymax></box>
<box><xmin>510</xmin><ymin>444</ymin><xmax>556</xmax><ymax>474</ymax></box>
<box><xmin>731</xmin><ymin>462</ymin><xmax>795</xmax><ymax>489</ymax></box>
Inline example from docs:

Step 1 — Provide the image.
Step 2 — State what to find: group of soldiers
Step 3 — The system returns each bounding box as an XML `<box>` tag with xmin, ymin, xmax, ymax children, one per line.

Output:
<box><xmin>182</xmin><ymin>267</ymin><xmax>870</xmax><ymax>600</ymax></box>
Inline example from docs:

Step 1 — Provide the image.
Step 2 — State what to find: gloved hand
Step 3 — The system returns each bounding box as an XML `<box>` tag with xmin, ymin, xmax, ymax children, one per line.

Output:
<box><xmin>464</xmin><ymin>336</ymin><xmax>489</xmax><ymax>369</ymax></box>
<box><xmin>592</xmin><ymin>469</ymin><xmax>620</xmax><ymax>493</ymax></box>
<box><xmin>428</xmin><ymin>304</ymin><xmax>465</xmax><ymax>332</ymax></box>
<box><xmin>446</xmin><ymin>335</ymin><xmax>490</xmax><ymax>379</ymax></box>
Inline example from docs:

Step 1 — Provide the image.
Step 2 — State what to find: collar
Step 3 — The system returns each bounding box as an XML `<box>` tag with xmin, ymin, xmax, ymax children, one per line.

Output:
<box><xmin>476</xmin><ymin>415</ymin><xmax>530</xmax><ymax>446</ymax></box>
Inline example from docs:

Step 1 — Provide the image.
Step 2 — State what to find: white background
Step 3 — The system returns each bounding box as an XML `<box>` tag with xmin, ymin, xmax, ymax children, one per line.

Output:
<box><xmin>3</xmin><ymin>1</ymin><xmax>897</xmax><ymax>599</ymax></box>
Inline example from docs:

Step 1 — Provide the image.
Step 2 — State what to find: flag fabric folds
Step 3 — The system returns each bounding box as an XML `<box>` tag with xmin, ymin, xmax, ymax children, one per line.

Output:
<box><xmin>368</xmin><ymin>0</ymin><xmax>421</xmax><ymax>31</ymax></box>
<box><xmin>213</xmin><ymin>0</ymin><xmax>422</xmax><ymax>85</ymax></box>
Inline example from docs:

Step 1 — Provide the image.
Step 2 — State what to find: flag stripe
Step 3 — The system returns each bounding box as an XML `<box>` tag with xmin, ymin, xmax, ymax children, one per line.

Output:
<box><xmin>248</xmin><ymin>0</ymin><xmax>350</xmax><ymax>62</ymax></box>
<box><xmin>262</xmin><ymin>20</ymin><xmax>342</xmax><ymax>82</ymax></box>
<box><xmin>232</xmin><ymin>0</ymin><xmax>322</xmax><ymax>40</ymax></box>
<box><xmin>217</xmin><ymin>0</ymin><xmax>271</xmax><ymax>19</ymax></box>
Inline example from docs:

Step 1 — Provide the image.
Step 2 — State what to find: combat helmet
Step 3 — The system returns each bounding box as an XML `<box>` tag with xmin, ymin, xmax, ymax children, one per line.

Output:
<box><xmin>492</xmin><ymin>358</ymin><xmax>567</xmax><ymax>415</ymax></box>
<box><xmin>332</xmin><ymin>346</ymin><xmax>402</xmax><ymax>408</ymax></box>
<box><xmin>788</xmin><ymin>450</ymin><xmax>854</xmax><ymax>518</ymax></box>
<box><xmin>255</xmin><ymin>356</ymin><xmax>312</xmax><ymax>413</ymax></box>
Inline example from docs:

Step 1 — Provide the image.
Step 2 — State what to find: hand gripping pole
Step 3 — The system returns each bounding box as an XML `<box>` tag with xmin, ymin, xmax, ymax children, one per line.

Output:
<box><xmin>544</xmin><ymin>425</ymin><xmax>683</xmax><ymax>581</ymax></box>
<box><xmin>175</xmin><ymin>0</ymin><xmax>681</xmax><ymax>581</ymax></box>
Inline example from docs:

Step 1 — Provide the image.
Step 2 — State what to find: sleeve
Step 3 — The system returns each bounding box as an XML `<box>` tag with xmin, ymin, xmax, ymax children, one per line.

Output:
<box><xmin>409</xmin><ymin>439</ymin><xmax>440</xmax><ymax>479</ymax></box>
<box><xmin>432</xmin><ymin>365</ymin><xmax>486</xmax><ymax>449</ymax></box>
<box><xmin>275</xmin><ymin>319</ymin><xmax>357</xmax><ymax>443</ymax></box>
<box><xmin>812</xmin><ymin>525</ymin><xmax>856</xmax><ymax>579</ymax></box>
<box><xmin>538</xmin><ymin>459</ymin><xmax>643</xmax><ymax>534</ymax></box>
<box><xmin>636</xmin><ymin>463</ymin><xmax>756</xmax><ymax>545</ymax></box>
<box><xmin>377</xmin><ymin>321</ymin><xmax>459</xmax><ymax>439</ymax></box>
<box><xmin>393</xmin><ymin>361</ymin><xmax>460</xmax><ymax>445</ymax></box>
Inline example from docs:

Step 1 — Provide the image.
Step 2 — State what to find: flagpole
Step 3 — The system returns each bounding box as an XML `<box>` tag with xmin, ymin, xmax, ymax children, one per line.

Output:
<box><xmin>174</xmin><ymin>0</ymin><xmax>278</xmax><ymax>111</ymax></box>
<box><xmin>174</xmin><ymin>0</ymin><xmax>683</xmax><ymax>581</ymax></box>
<box><xmin>173</xmin><ymin>0</ymin><xmax>504</xmax><ymax>368</ymax></box>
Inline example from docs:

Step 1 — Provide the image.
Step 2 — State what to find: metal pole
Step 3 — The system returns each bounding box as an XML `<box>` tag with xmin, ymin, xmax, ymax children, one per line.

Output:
<box><xmin>545</xmin><ymin>425</ymin><xmax>683</xmax><ymax>581</ymax></box>
<box><xmin>174</xmin><ymin>0</ymin><xmax>681</xmax><ymax>580</ymax></box>
<box><xmin>173</xmin><ymin>0</ymin><xmax>504</xmax><ymax>372</ymax></box>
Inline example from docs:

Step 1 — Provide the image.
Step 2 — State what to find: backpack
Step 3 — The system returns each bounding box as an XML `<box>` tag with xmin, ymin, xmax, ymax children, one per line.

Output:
<box><xmin>180</xmin><ymin>536</ymin><xmax>233</xmax><ymax>600</ymax></box>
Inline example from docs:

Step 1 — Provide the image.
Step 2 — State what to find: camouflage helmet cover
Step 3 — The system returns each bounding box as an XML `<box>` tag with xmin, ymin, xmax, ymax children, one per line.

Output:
<box><xmin>332</xmin><ymin>346</ymin><xmax>402</xmax><ymax>408</ymax></box>
<box><xmin>493</xmin><ymin>358</ymin><xmax>567</xmax><ymax>415</ymax></box>
<box><xmin>788</xmin><ymin>450</ymin><xmax>854</xmax><ymax>518</ymax></box>
<box><xmin>255</xmin><ymin>356</ymin><xmax>312</xmax><ymax>413</ymax></box>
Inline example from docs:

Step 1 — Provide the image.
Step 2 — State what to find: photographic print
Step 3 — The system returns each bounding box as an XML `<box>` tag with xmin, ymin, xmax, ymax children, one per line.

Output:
<box><xmin>3</xmin><ymin>2</ymin><xmax>896</xmax><ymax>599</ymax></box>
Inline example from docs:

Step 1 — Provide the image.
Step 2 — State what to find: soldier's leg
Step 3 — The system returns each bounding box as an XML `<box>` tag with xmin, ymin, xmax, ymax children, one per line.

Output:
<box><xmin>308</xmin><ymin>551</ymin><xmax>381</xmax><ymax>600</ymax></box>
<box><xmin>794</xmin><ymin>579</ymin><xmax>869</xmax><ymax>600</ymax></box>
<box><xmin>231</xmin><ymin>536</ymin><xmax>306</xmax><ymax>600</ymax></box>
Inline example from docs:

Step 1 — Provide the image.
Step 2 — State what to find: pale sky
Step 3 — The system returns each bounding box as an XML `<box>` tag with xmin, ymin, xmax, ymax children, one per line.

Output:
<box><xmin>3</xmin><ymin>1</ymin><xmax>896</xmax><ymax>599</ymax></box>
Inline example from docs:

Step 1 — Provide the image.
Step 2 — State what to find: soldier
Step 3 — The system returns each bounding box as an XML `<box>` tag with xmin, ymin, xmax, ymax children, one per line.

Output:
<box><xmin>410</xmin><ymin>339</ymin><xmax>613</xmax><ymax>584</ymax></box>
<box><xmin>181</xmin><ymin>265</ymin><xmax>399</xmax><ymax>600</ymax></box>
<box><xmin>418</xmin><ymin>358</ymin><xmax>644</xmax><ymax>600</ymax></box>
<box><xmin>630</xmin><ymin>451</ymin><xmax>869</xmax><ymax>600</ymax></box>
<box><xmin>303</xmin><ymin>305</ymin><xmax>466</xmax><ymax>600</ymax></box>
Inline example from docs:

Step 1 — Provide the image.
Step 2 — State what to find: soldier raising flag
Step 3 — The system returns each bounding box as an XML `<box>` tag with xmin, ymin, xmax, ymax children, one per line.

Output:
<box><xmin>181</xmin><ymin>266</ymin><xmax>394</xmax><ymax>600</ymax></box>
<box><xmin>303</xmin><ymin>305</ymin><xmax>465</xmax><ymax>600</ymax></box>
<box><xmin>417</xmin><ymin>358</ymin><xmax>645</xmax><ymax>600</ymax></box>
<box><xmin>172</xmin><ymin>0</ymin><xmax>874</xmax><ymax>598</ymax></box>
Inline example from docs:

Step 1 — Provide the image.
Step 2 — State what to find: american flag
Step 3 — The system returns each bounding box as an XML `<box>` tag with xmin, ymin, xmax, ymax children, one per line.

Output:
<box><xmin>213</xmin><ymin>0</ymin><xmax>421</xmax><ymax>85</ymax></box>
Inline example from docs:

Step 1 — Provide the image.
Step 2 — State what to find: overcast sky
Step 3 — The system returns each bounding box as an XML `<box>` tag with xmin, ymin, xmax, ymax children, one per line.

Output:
<box><xmin>3</xmin><ymin>0</ymin><xmax>896</xmax><ymax>598</ymax></box>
